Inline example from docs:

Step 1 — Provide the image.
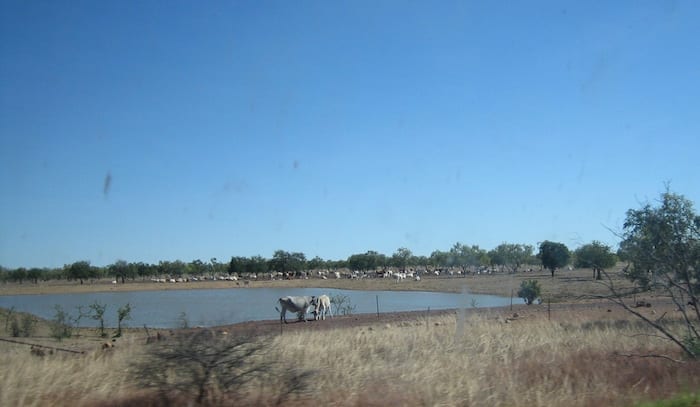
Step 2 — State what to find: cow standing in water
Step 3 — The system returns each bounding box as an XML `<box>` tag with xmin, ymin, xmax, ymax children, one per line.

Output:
<box><xmin>313</xmin><ymin>294</ymin><xmax>333</xmax><ymax>320</ymax></box>
<box><xmin>278</xmin><ymin>296</ymin><xmax>317</xmax><ymax>323</ymax></box>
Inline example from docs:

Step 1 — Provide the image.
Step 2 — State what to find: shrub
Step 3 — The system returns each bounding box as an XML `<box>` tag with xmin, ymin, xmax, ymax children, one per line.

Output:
<box><xmin>115</xmin><ymin>303</ymin><xmax>132</xmax><ymax>337</ymax></box>
<box><xmin>330</xmin><ymin>294</ymin><xmax>356</xmax><ymax>315</ymax></box>
<box><xmin>89</xmin><ymin>301</ymin><xmax>107</xmax><ymax>338</ymax></box>
<box><xmin>517</xmin><ymin>279</ymin><xmax>542</xmax><ymax>305</ymax></box>
<box><xmin>177</xmin><ymin>311</ymin><xmax>189</xmax><ymax>329</ymax></box>
<box><xmin>20</xmin><ymin>314</ymin><xmax>36</xmax><ymax>337</ymax></box>
<box><xmin>50</xmin><ymin>305</ymin><xmax>72</xmax><ymax>341</ymax></box>
<box><xmin>10</xmin><ymin>316</ymin><xmax>20</xmax><ymax>337</ymax></box>
<box><xmin>131</xmin><ymin>329</ymin><xmax>313</xmax><ymax>405</ymax></box>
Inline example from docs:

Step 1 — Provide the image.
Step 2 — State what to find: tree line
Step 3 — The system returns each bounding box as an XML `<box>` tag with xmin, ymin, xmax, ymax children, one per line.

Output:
<box><xmin>1</xmin><ymin>240</ymin><xmax>619</xmax><ymax>285</ymax></box>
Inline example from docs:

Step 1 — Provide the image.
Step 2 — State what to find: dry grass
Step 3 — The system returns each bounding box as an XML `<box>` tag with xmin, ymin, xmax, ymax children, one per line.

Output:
<box><xmin>2</xmin><ymin>307</ymin><xmax>698</xmax><ymax>406</ymax></box>
<box><xmin>265</xmin><ymin>312</ymin><xmax>698</xmax><ymax>406</ymax></box>
<box><xmin>1</xmin><ymin>267</ymin><xmax>691</xmax><ymax>405</ymax></box>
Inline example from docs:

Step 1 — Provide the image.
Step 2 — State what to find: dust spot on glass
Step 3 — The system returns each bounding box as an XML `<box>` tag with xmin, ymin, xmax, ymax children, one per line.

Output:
<box><xmin>103</xmin><ymin>172</ymin><xmax>112</xmax><ymax>198</ymax></box>
<box><xmin>292</xmin><ymin>160</ymin><xmax>300</xmax><ymax>169</ymax></box>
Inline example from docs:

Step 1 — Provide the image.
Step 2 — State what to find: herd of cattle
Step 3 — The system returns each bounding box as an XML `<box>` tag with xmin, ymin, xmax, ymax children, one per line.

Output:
<box><xmin>145</xmin><ymin>266</ymin><xmax>538</xmax><ymax>287</ymax></box>
<box><xmin>277</xmin><ymin>295</ymin><xmax>333</xmax><ymax>323</ymax></box>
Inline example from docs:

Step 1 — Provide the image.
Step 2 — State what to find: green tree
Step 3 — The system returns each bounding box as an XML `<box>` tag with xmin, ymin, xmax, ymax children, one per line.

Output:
<box><xmin>189</xmin><ymin>259</ymin><xmax>207</xmax><ymax>276</ymax></box>
<box><xmin>391</xmin><ymin>247</ymin><xmax>412</xmax><ymax>272</ymax></box>
<box><xmin>517</xmin><ymin>280</ymin><xmax>542</xmax><ymax>305</ymax></box>
<box><xmin>347</xmin><ymin>251</ymin><xmax>385</xmax><ymax>272</ymax></box>
<box><xmin>228</xmin><ymin>256</ymin><xmax>246</xmax><ymax>276</ymax></box>
<box><xmin>538</xmin><ymin>241</ymin><xmax>570</xmax><ymax>277</ymax></box>
<box><xmin>135</xmin><ymin>262</ymin><xmax>155</xmax><ymax>280</ymax></box>
<box><xmin>491</xmin><ymin>243</ymin><xmax>534</xmax><ymax>273</ymax></box>
<box><xmin>90</xmin><ymin>301</ymin><xmax>108</xmax><ymax>337</ymax></box>
<box><xmin>288</xmin><ymin>252</ymin><xmax>306</xmax><ymax>273</ymax></box>
<box><xmin>574</xmin><ymin>241</ymin><xmax>617</xmax><ymax>280</ymax></box>
<box><xmin>245</xmin><ymin>255</ymin><xmax>268</xmax><ymax>275</ymax></box>
<box><xmin>449</xmin><ymin>243</ymin><xmax>485</xmax><ymax>274</ymax></box>
<box><xmin>109</xmin><ymin>260</ymin><xmax>135</xmax><ymax>284</ymax></box>
<box><xmin>115</xmin><ymin>303</ymin><xmax>132</xmax><ymax>337</ymax></box>
<box><xmin>616</xmin><ymin>189</ymin><xmax>700</xmax><ymax>359</ymax></box>
<box><xmin>210</xmin><ymin>258</ymin><xmax>227</xmax><ymax>275</ymax></box>
<box><xmin>269</xmin><ymin>250</ymin><xmax>292</xmax><ymax>274</ymax></box>
<box><xmin>268</xmin><ymin>250</ymin><xmax>306</xmax><ymax>274</ymax></box>
<box><xmin>26</xmin><ymin>268</ymin><xmax>43</xmax><ymax>284</ymax></box>
<box><xmin>68</xmin><ymin>261</ymin><xmax>93</xmax><ymax>285</ymax></box>
<box><xmin>307</xmin><ymin>256</ymin><xmax>326</xmax><ymax>271</ymax></box>
<box><xmin>429</xmin><ymin>250</ymin><xmax>449</xmax><ymax>269</ymax></box>
<box><xmin>159</xmin><ymin>260</ymin><xmax>187</xmax><ymax>278</ymax></box>
<box><xmin>10</xmin><ymin>268</ymin><xmax>28</xmax><ymax>284</ymax></box>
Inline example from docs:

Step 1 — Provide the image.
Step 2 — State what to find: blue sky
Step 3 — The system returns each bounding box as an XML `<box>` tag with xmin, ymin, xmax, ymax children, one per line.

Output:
<box><xmin>1</xmin><ymin>1</ymin><xmax>699</xmax><ymax>268</ymax></box>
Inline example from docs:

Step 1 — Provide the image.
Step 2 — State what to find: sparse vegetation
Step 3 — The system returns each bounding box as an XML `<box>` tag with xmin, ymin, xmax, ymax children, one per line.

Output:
<box><xmin>115</xmin><ymin>303</ymin><xmax>132</xmax><ymax>337</ymax></box>
<box><xmin>0</xmin><ymin>247</ymin><xmax>698</xmax><ymax>405</ymax></box>
<box><xmin>330</xmin><ymin>293</ymin><xmax>356</xmax><ymax>315</ymax></box>
<box><xmin>49</xmin><ymin>304</ymin><xmax>72</xmax><ymax>341</ymax></box>
<box><xmin>2</xmin><ymin>306</ymin><xmax>699</xmax><ymax>406</ymax></box>
<box><xmin>89</xmin><ymin>301</ymin><xmax>107</xmax><ymax>338</ymax></box>
<box><xmin>177</xmin><ymin>311</ymin><xmax>189</xmax><ymax>329</ymax></box>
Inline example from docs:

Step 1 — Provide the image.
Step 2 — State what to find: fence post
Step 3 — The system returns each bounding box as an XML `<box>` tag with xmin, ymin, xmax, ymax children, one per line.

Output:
<box><xmin>376</xmin><ymin>295</ymin><xmax>379</xmax><ymax>317</ymax></box>
<box><xmin>510</xmin><ymin>289</ymin><xmax>513</xmax><ymax>311</ymax></box>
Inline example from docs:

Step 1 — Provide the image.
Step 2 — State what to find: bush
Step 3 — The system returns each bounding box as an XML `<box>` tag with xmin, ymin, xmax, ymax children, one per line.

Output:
<box><xmin>330</xmin><ymin>294</ymin><xmax>356</xmax><ymax>315</ymax></box>
<box><xmin>517</xmin><ymin>280</ymin><xmax>542</xmax><ymax>305</ymax></box>
<box><xmin>131</xmin><ymin>329</ymin><xmax>313</xmax><ymax>405</ymax></box>
<box><xmin>50</xmin><ymin>305</ymin><xmax>73</xmax><ymax>341</ymax></box>
<box><xmin>10</xmin><ymin>317</ymin><xmax>20</xmax><ymax>337</ymax></box>
<box><xmin>20</xmin><ymin>314</ymin><xmax>36</xmax><ymax>337</ymax></box>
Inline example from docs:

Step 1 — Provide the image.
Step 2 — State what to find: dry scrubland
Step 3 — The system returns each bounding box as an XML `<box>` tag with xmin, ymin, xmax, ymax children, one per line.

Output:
<box><xmin>1</xmin><ymin>309</ymin><xmax>699</xmax><ymax>406</ymax></box>
<box><xmin>1</xmin><ymin>268</ymin><xmax>699</xmax><ymax>406</ymax></box>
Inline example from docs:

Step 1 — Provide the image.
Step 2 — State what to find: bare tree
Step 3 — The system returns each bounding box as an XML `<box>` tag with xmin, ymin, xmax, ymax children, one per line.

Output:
<box><xmin>131</xmin><ymin>329</ymin><xmax>313</xmax><ymax>405</ymax></box>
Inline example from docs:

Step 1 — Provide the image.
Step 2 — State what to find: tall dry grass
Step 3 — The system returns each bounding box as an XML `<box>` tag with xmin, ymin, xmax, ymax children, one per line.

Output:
<box><xmin>266</xmin><ymin>312</ymin><xmax>698</xmax><ymax>406</ymax></box>
<box><xmin>2</xmin><ymin>310</ymin><xmax>698</xmax><ymax>406</ymax></box>
<box><xmin>0</xmin><ymin>336</ymin><xmax>140</xmax><ymax>407</ymax></box>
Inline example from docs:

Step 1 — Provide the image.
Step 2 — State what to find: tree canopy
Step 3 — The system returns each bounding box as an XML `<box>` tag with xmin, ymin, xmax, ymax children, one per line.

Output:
<box><xmin>616</xmin><ymin>188</ymin><xmax>700</xmax><ymax>359</ymax></box>
<box><xmin>538</xmin><ymin>241</ymin><xmax>570</xmax><ymax>277</ymax></box>
<box><xmin>574</xmin><ymin>241</ymin><xmax>617</xmax><ymax>280</ymax></box>
<box><xmin>490</xmin><ymin>243</ymin><xmax>534</xmax><ymax>273</ymax></box>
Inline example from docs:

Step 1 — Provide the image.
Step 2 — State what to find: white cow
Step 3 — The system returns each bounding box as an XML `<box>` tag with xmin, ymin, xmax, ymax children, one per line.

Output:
<box><xmin>278</xmin><ymin>296</ymin><xmax>317</xmax><ymax>323</ymax></box>
<box><xmin>313</xmin><ymin>294</ymin><xmax>332</xmax><ymax>320</ymax></box>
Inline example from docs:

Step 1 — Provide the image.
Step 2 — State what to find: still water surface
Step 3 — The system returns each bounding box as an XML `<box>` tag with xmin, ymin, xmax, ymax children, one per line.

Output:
<box><xmin>0</xmin><ymin>288</ymin><xmax>511</xmax><ymax>328</ymax></box>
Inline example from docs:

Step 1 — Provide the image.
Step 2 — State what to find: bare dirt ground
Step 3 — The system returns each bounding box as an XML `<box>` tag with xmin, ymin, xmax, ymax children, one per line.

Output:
<box><xmin>216</xmin><ymin>297</ymin><xmax>676</xmax><ymax>339</ymax></box>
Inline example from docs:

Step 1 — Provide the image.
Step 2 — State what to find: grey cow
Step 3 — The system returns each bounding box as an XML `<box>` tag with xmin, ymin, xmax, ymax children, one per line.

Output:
<box><xmin>278</xmin><ymin>296</ymin><xmax>317</xmax><ymax>323</ymax></box>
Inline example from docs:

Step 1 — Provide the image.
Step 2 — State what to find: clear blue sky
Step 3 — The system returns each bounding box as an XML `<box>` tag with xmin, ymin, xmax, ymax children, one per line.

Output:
<box><xmin>2</xmin><ymin>1</ymin><xmax>699</xmax><ymax>269</ymax></box>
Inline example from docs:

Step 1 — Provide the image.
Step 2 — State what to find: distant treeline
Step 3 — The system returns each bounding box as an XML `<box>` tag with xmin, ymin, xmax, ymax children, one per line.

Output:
<box><xmin>1</xmin><ymin>241</ymin><xmax>621</xmax><ymax>284</ymax></box>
